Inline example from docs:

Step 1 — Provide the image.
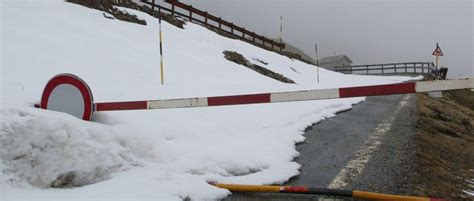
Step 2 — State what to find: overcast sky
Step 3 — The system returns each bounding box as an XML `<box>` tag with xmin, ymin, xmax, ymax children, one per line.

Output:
<box><xmin>158</xmin><ymin>0</ymin><xmax>473</xmax><ymax>78</ymax></box>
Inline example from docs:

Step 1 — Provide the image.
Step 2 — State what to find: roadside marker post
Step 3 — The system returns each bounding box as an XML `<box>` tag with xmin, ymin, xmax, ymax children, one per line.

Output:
<box><xmin>158</xmin><ymin>6</ymin><xmax>165</xmax><ymax>85</ymax></box>
<box><xmin>279</xmin><ymin>16</ymin><xmax>283</xmax><ymax>45</ymax></box>
<box><xmin>150</xmin><ymin>0</ymin><xmax>165</xmax><ymax>85</ymax></box>
<box><xmin>315</xmin><ymin>43</ymin><xmax>320</xmax><ymax>84</ymax></box>
<box><xmin>36</xmin><ymin>74</ymin><xmax>473</xmax><ymax>121</ymax></box>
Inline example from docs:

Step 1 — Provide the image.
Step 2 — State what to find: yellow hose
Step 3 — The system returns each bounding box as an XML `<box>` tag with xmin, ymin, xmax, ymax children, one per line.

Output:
<box><xmin>353</xmin><ymin>191</ymin><xmax>431</xmax><ymax>201</ymax></box>
<box><xmin>212</xmin><ymin>183</ymin><xmax>437</xmax><ymax>201</ymax></box>
<box><xmin>213</xmin><ymin>183</ymin><xmax>282</xmax><ymax>193</ymax></box>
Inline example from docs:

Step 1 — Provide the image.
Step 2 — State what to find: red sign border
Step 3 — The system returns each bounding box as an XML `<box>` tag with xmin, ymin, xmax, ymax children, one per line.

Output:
<box><xmin>40</xmin><ymin>74</ymin><xmax>94</xmax><ymax>121</ymax></box>
<box><xmin>432</xmin><ymin>47</ymin><xmax>444</xmax><ymax>56</ymax></box>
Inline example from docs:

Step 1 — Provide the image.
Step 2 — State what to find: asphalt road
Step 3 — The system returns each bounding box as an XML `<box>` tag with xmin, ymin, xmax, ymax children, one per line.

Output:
<box><xmin>225</xmin><ymin>94</ymin><xmax>417</xmax><ymax>200</ymax></box>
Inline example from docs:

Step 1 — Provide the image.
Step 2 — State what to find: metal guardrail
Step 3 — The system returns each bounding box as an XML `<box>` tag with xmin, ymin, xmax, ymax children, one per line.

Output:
<box><xmin>334</xmin><ymin>62</ymin><xmax>435</xmax><ymax>75</ymax></box>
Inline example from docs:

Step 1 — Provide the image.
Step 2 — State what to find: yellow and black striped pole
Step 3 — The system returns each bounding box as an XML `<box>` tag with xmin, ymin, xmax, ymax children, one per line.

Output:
<box><xmin>212</xmin><ymin>183</ymin><xmax>444</xmax><ymax>201</ymax></box>
<box><xmin>158</xmin><ymin>6</ymin><xmax>165</xmax><ymax>85</ymax></box>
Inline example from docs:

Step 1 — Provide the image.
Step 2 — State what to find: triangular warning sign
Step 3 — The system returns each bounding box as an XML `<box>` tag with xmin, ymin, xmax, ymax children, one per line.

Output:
<box><xmin>432</xmin><ymin>44</ymin><xmax>444</xmax><ymax>56</ymax></box>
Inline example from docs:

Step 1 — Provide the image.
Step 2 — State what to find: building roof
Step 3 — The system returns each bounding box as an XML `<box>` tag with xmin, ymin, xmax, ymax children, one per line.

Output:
<box><xmin>318</xmin><ymin>55</ymin><xmax>353</xmax><ymax>65</ymax></box>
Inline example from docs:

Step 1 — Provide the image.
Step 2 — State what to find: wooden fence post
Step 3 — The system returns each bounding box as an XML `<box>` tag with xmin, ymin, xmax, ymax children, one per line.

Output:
<box><xmin>394</xmin><ymin>64</ymin><xmax>397</xmax><ymax>73</ymax></box>
<box><xmin>218</xmin><ymin>17</ymin><xmax>222</xmax><ymax>29</ymax></box>
<box><xmin>189</xmin><ymin>5</ymin><xmax>192</xmax><ymax>21</ymax></box>
<box><xmin>405</xmin><ymin>64</ymin><xmax>407</xmax><ymax>73</ymax></box>
<box><xmin>252</xmin><ymin>32</ymin><xmax>256</xmax><ymax>42</ymax></box>
<box><xmin>382</xmin><ymin>64</ymin><xmax>384</xmax><ymax>74</ymax></box>
<box><xmin>151</xmin><ymin>0</ymin><xmax>155</xmax><ymax>12</ymax></box>
<box><xmin>230</xmin><ymin>23</ymin><xmax>233</xmax><ymax>34</ymax></box>
<box><xmin>366</xmin><ymin>65</ymin><xmax>369</xmax><ymax>74</ymax></box>
<box><xmin>171</xmin><ymin>4</ymin><xmax>175</xmax><ymax>16</ymax></box>
<box><xmin>204</xmin><ymin>12</ymin><xmax>208</xmax><ymax>25</ymax></box>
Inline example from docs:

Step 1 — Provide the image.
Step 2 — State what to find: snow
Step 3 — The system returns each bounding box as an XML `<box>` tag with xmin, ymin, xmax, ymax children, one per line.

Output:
<box><xmin>1</xmin><ymin>0</ymin><xmax>419</xmax><ymax>200</ymax></box>
<box><xmin>0</xmin><ymin>107</ymin><xmax>155</xmax><ymax>188</ymax></box>
<box><xmin>464</xmin><ymin>179</ymin><xmax>474</xmax><ymax>197</ymax></box>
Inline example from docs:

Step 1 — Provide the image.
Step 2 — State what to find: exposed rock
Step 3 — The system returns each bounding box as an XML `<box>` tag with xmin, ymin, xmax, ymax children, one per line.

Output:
<box><xmin>124</xmin><ymin>2</ymin><xmax>186</xmax><ymax>28</ymax></box>
<box><xmin>223</xmin><ymin>51</ymin><xmax>295</xmax><ymax>84</ymax></box>
<box><xmin>66</xmin><ymin>0</ymin><xmax>147</xmax><ymax>25</ymax></box>
<box><xmin>253</xmin><ymin>58</ymin><xmax>268</xmax><ymax>65</ymax></box>
<box><xmin>51</xmin><ymin>171</ymin><xmax>77</xmax><ymax>188</ymax></box>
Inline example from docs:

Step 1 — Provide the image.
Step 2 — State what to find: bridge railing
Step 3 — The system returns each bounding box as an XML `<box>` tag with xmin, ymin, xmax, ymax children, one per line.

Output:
<box><xmin>334</xmin><ymin>62</ymin><xmax>435</xmax><ymax>75</ymax></box>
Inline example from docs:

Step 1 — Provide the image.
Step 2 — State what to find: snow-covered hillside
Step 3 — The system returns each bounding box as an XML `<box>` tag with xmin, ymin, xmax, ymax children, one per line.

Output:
<box><xmin>1</xmin><ymin>0</ymin><xmax>417</xmax><ymax>200</ymax></box>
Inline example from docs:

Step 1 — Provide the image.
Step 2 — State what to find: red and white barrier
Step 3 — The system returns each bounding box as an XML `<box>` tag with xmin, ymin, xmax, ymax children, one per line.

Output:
<box><xmin>37</xmin><ymin>74</ymin><xmax>473</xmax><ymax>121</ymax></box>
<box><xmin>94</xmin><ymin>79</ymin><xmax>473</xmax><ymax>111</ymax></box>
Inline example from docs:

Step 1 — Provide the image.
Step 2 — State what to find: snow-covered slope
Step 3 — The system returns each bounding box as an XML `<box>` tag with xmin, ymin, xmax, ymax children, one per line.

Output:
<box><xmin>1</xmin><ymin>0</ymin><xmax>418</xmax><ymax>200</ymax></box>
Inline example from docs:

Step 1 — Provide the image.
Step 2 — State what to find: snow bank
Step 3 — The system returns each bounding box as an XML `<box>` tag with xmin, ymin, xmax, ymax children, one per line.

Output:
<box><xmin>0</xmin><ymin>107</ymin><xmax>155</xmax><ymax>188</ymax></box>
<box><xmin>1</xmin><ymin>0</ymin><xmax>418</xmax><ymax>200</ymax></box>
<box><xmin>464</xmin><ymin>179</ymin><xmax>474</xmax><ymax>197</ymax></box>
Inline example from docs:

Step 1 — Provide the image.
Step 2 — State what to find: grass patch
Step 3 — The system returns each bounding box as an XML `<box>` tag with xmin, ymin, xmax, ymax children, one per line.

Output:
<box><xmin>413</xmin><ymin>89</ymin><xmax>474</xmax><ymax>200</ymax></box>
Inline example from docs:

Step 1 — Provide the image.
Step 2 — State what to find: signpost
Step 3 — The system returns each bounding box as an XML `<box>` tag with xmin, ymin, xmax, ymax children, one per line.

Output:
<box><xmin>432</xmin><ymin>43</ymin><xmax>444</xmax><ymax>71</ymax></box>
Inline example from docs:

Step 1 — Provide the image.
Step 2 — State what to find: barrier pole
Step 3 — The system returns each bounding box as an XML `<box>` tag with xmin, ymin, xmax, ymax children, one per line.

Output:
<box><xmin>93</xmin><ymin>79</ymin><xmax>473</xmax><ymax>112</ymax></box>
<box><xmin>212</xmin><ymin>183</ymin><xmax>442</xmax><ymax>201</ymax></box>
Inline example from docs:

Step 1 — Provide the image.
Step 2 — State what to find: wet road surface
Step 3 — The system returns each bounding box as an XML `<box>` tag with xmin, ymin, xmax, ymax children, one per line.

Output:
<box><xmin>225</xmin><ymin>94</ymin><xmax>417</xmax><ymax>200</ymax></box>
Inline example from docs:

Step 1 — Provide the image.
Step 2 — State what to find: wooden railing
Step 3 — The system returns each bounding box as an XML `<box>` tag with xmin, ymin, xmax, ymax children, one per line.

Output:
<box><xmin>141</xmin><ymin>0</ymin><xmax>285</xmax><ymax>51</ymax></box>
<box><xmin>334</xmin><ymin>62</ymin><xmax>435</xmax><ymax>75</ymax></box>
